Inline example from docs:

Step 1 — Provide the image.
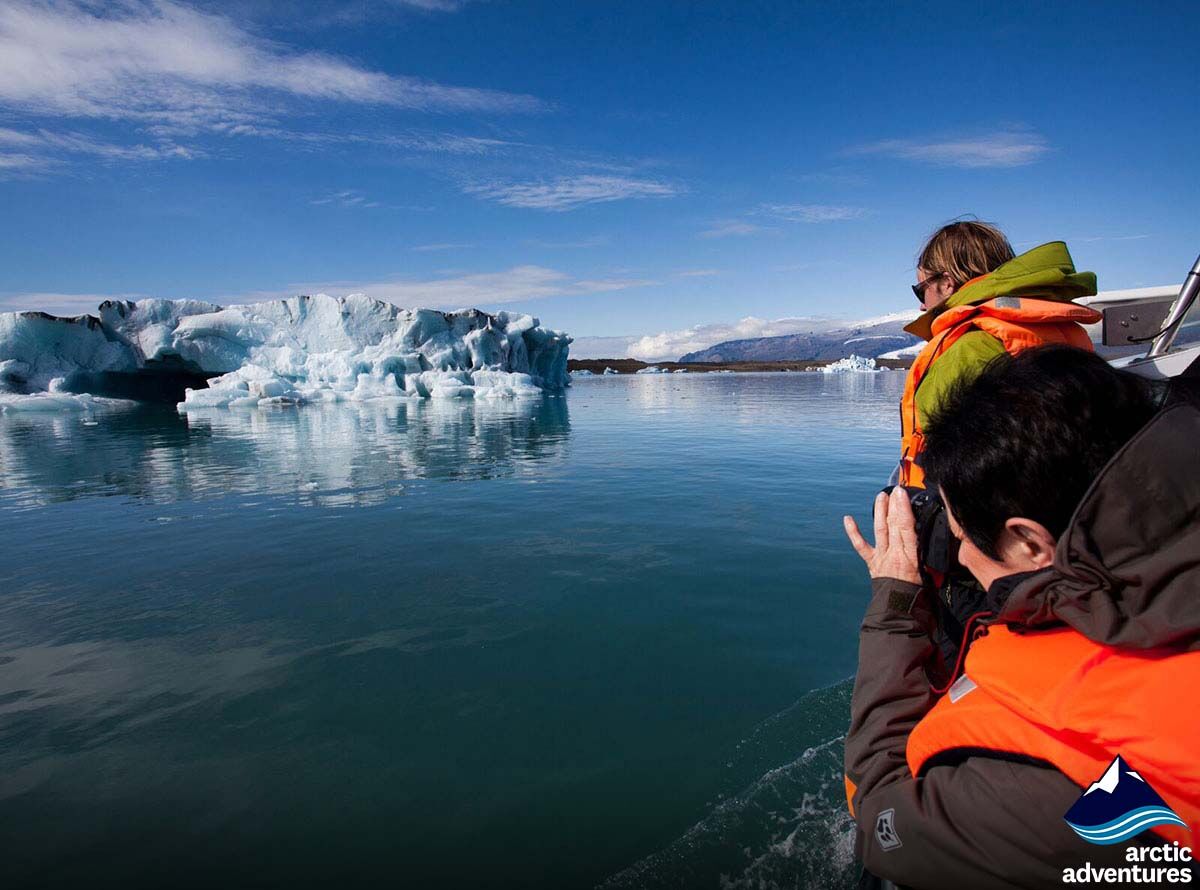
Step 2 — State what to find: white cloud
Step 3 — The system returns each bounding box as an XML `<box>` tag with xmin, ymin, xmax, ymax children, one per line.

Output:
<box><xmin>0</xmin><ymin>0</ymin><xmax>542</xmax><ymax>132</ymax></box>
<box><xmin>0</xmin><ymin>152</ymin><xmax>42</xmax><ymax>170</ymax></box>
<box><xmin>465</xmin><ymin>175</ymin><xmax>679</xmax><ymax>211</ymax></box>
<box><xmin>0</xmin><ymin>291</ymin><xmax>142</xmax><ymax>316</ymax></box>
<box><xmin>263</xmin><ymin>265</ymin><xmax>654</xmax><ymax>308</ymax></box>
<box><xmin>624</xmin><ymin>308</ymin><xmax>925</xmax><ymax>362</ymax></box>
<box><xmin>310</xmin><ymin>189</ymin><xmax>381</xmax><ymax>208</ymax></box>
<box><xmin>626</xmin><ymin>316</ymin><xmax>845</xmax><ymax>362</ymax></box>
<box><xmin>698</xmin><ymin>219</ymin><xmax>767</xmax><ymax>238</ymax></box>
<box><xmin>849</xmin><ymin>131</ymin><xmax>1050</xmax><ymax>168</ymax></box>
<box><xmin>570</xmin><ymin>336</ymin><xmax>638</xmax><ymax>360</ymax></box>
<box><xmin>524</xmin><ymin>235</ymin><xmax>609</xmax><ymax>249</ymax></box>
<box><xmin>759</xmin><ymin>203</ymin><xmax>869</xmax><ymax>223</ymax></box>
<box><xmin>411</xmin><ymin>242</ymin><xmax>474</xmax><ymax>252</ymax></box>
<box><xmin>0</xmin><ymin>125</ymin><xmax>194</xmax><ymax>171</ymax></box>
<box><xmin>389</xmin><ymin>0</ymin><xmax>471</xmax><ymax>10</ymax></box>
<box><xmin>2</xmin><ymin>266</ymin><xmax>653</xmax><ymax>318</ymax></box>
<box><xmin>675</xmin><ymin>268</ymin><xmax>720</xmax><ymax>278</ymax></box>
<box><xmin>212</xmin><ymin>126</ymin><xmax>515</xmax><ymax>155</ymax></box>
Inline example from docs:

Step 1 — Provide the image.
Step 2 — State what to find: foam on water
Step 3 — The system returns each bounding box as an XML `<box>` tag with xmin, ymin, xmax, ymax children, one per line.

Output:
<box><xmin>601</xmin><ymin>681</ymin><xmax>858</xmax><ymax>890</ymax></box>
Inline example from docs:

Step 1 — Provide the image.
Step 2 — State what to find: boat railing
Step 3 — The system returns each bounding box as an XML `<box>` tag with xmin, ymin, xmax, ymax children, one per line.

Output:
<box><xmin>1083</xmin><ymin>254</ymin><xmax>1200</xmax><ymax>379</ymax></box>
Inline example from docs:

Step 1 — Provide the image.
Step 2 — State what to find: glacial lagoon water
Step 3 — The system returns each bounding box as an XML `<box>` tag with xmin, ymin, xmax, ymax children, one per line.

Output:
<box><xmin>0</xmin><ymin>371</ymin><xmax>902</xmax><ymax>889</ymax></box>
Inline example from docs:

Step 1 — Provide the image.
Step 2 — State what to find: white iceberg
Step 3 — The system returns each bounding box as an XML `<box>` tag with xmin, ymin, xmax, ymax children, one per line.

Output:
<box><xmin>819</xmin><ymin>355</ymin><xmax>880</xmax><ymax>374</ymax></box>
<box><xmin>602</xmin><ymin>367</ymin><xmax>619</xmax><ymax>375</ymax></box>
<box><xmin>571</xmin><ymin>369</ymin><xmax>594</xmax><ymax>377</ymax></box>
<box><xmin>635</xmin><ymin>366</ymin><xmax>666</xmax><ymax>375</ymax></box>
<box><xmin>0</xmin><ymin>295</ymin><xmax>571</xmax><ymax>411</ymax></box>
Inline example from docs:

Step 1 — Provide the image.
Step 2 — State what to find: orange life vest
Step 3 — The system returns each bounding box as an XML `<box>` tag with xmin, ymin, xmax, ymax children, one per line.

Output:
<box><xmin>898</xmin><ymin>297</ymin><xmax>1101</xmax><ymax>488</ymax></box>
<box><xmin>907</xmin><ymin>625</ymin><xmax>1200</xmax><ymax>846</ymax></box>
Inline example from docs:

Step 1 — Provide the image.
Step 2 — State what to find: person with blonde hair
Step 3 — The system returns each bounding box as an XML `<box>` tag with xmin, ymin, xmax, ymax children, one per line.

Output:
<box><xmin>898</xmin><ymin>220</ymin><xmax>1101</xmax><ymax>489</ymax></box>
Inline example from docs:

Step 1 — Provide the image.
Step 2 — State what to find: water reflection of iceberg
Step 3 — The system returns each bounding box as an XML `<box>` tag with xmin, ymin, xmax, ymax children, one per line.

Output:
<box><xmin>0</xmin><ymin>395</ymin><xmax>570</xmax><ymax>509</ymax></box>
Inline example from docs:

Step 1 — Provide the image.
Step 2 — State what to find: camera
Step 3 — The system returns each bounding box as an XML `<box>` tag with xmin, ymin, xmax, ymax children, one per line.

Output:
<box><xmin>878</xmin><ymin>485</ymin><xmax>983</xmax><ymax>672</ymax></box>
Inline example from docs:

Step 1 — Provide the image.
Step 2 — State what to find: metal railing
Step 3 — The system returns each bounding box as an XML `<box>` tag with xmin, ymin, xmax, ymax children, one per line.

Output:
<box><xmin>1147</xmin><ymin>254</ymin><xmax>1200</xmax><ymax>358</ymax></box>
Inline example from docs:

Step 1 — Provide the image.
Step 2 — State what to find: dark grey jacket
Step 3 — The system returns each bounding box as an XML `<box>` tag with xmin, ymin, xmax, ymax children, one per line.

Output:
<box><xmin>844</xmin><ymin>400</ymin><xmax>1200</xmax><ymax>889</ymax></box>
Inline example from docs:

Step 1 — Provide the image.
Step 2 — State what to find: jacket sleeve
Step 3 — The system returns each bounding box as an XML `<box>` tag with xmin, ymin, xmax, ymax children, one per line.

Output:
<box><xmin>914</xmin><ymin>330</ymin><xmax>1006</xmax><ymax>428</ymax></box>
<box><xmin>844</xmin><ymin>577</ymin><xmax>1130</xmax><ymax>889</ymax></box>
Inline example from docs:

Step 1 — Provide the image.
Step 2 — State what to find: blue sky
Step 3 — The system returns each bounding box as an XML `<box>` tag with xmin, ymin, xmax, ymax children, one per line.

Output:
<box><xmin>1</xmin><ymin>0</ymin><xmax>1197</xmax><ymax>360</ymax></box>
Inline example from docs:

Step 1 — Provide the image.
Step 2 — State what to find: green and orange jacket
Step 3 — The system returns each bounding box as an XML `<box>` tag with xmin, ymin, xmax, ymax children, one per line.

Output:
<box><xmin>899</xmin><ymin>242</ymin><xmax>1101</xmax><ymax>487</ymax></box>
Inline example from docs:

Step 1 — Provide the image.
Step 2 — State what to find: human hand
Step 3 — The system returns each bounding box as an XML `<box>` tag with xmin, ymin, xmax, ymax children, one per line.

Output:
<box><xmin>843</xmin><ymin>487</ymin><xmax>922</xmax><ymax>585</ymax></box>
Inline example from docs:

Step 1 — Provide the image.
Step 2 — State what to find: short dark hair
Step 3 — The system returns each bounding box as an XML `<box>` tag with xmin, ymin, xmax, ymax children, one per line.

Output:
<box><xmin>921</xmin><ymin>345</ymin><xmax>1158</xmax><ymax>558</ymax></box>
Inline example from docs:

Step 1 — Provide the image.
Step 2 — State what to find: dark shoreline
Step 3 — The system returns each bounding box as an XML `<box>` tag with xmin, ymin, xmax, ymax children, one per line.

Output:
<box><xmin>568</xmin><ymin>357</ymin><xmax>914</xmax><ymax>374</ymax></box>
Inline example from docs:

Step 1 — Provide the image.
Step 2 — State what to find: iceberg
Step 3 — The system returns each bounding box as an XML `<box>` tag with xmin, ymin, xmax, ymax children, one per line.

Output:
<box><xmin>603</xmin><ymin>367</ymin><xmax>619</xmax><ymax>375</ymax></box>
<box><xmin>635</xmin><ymin>366</ymin><xmax>666</xmax><ymax>375</ymax></box>
<box><xmin>0</xmin><ymin>295</ymin><xmax>571</xmax><ymax>411</ymax></box>
<box><xmin>819</xmin><ymin>355</ymin><xmax>880</xmax><ymax>374</ymax></box>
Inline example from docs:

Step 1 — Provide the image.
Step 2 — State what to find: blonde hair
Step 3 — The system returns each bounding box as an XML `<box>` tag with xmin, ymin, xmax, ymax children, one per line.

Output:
<box><xmin>917</xmin><ymin>220</ymin><xmax>1015</xmax><ymax>288</ymax></box>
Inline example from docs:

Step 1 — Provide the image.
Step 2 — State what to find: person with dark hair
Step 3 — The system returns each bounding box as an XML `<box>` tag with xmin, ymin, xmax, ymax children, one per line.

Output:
<box><xmin>841</xmin><ymin>346</ymin><xmax>1200</xmax><ymax>889</ymax></box>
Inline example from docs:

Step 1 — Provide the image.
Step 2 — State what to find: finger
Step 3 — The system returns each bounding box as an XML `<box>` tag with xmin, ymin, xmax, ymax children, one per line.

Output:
<box><xmin>873</xmin><ymin>491</ymin><xmax>890</xmax><ymax>553</ymax></box>
<box><xmin>890</xmin><ymin>486</ymin><xmax>918</xmax><ymax>539</ymax></box>
<box><xmin>843</xmin><ymin>515</ymin><xmax>875</xmax><ymax>563</ymax></box>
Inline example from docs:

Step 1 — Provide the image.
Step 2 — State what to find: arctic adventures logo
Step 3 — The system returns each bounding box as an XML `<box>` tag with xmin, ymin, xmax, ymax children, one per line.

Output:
<box><xmin>1061</xmin><ymin>755</ymin><xmax>1193</xmax><ymax>885</ymax></box>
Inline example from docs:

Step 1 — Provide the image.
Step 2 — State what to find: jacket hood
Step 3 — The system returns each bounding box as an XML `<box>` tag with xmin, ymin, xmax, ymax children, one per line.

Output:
<box><xmin>996</xmin><ymin>400</ymin><xmax>1200</xmax><ymax>651</ymax></box>
<box><xmin>905</xmin><ymin>241</ymin><xmax>1098</xmax><ymax>341</ymax></box>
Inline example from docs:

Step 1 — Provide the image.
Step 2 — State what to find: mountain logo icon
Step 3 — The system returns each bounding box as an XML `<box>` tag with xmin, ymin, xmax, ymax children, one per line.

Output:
<box><xmin>1064</xmin><ymin>755</ymin><xmax>1188</xmax><ymax>845</ymax></box>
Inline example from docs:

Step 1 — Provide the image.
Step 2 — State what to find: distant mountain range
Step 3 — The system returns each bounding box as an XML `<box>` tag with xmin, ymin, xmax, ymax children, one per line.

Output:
<box><xmin>678</xmin><ymin>315</ymin><xmax>921</xmax><ymax>363</ymax></box>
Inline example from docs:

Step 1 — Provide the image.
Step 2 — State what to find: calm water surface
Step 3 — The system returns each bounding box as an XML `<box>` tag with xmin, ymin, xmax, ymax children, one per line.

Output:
<box><xmin>0</xmin><ymin>372</ymin><xmax>902</xmax><ymax>889</ymax></box>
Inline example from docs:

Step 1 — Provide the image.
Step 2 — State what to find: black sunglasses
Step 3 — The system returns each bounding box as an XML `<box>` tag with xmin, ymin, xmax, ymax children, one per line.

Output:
<box><xmin>911</xmin><ymin>272</ymin><xmax>948</xmax><ymax>303</ymax></box>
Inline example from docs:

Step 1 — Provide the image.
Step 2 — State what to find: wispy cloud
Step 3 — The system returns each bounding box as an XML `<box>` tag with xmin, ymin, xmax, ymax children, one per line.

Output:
<box><xmin>1073</xmin><ymin>234</ymin><xmax>1152</xmax><ymax>243</ymax></box>
<box><xmin>675</xmin><ymin>268</ymin><xmax>721</xmax><ymax>278</ymax></box>
<box><xmin>390</xmin><ymin>0</ymin><xmax>473</xmax><ymax>10</ymax></box>
<box><xmin>0</xmin><ymin>0</ymin><xmax>543</xmax><ymax>134</ymax></box>
<box><xmin>849</xmin><ymin>130</ymin><xmax>1050</xmax><ymax>168</ymax></box>
<box><xmin>269</xmin><ymin>265</ymin><xmax>655</xmax><ymax>308</ymax></box>
<box><xmin>699</xmin><ymin>203</ymin><xmax>869</xmax><ymax>238</ymax></box>
<box><xmin>0</xmin><ymin>291</ymin><xmax>145</xmax><ymax>316</ymax></box>
<box><xmin>211</xmin><ymin>126</ymin><xmax>516</xmax><ymax>155</ymax></box>
<box><xmin>465</xmin><ymin>175</ymin><xmax>680</xmax><ymax>211</ymax></box>
<box><xmin>524</xmin><ymin>235</ymin><xmax>610</xmax><ymax>249</ymax></box>
<box><xmin>309</xmin><ymin>189</ymin><xmax>381</xmax><ymax>208</ymax></box>
<box><xmin>759</xmin><ymin>203</ymin><xmax>869</xmax><ymax>223</ymax></box>
<box><xmin>0</xmin><ymin>264</ymin><xmax>654</xmax><ymax>316</ymax></box>
<box><xmin>698</xmin><ymin>219</ymin><xmax>767</xmax><ymax>239</ymax></box>
<box><xmin>411</xmin><ymin>242</ymin><xmax>474</xmax><ymax>252</ymax></box>
<box><xmin>0</xmin><ymin>125</ymin><xmax>194</xmax><ymax>172</ymax></box>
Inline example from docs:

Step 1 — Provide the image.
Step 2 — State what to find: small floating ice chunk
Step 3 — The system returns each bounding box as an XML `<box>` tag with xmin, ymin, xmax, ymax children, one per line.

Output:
<box><xmin>0</xmin><ymin>391</ymin><xmax>130</xmax><ymax>413</ymax></box>
<box><xmin>602</xmin><ymin>367</ymin><xmax>619</xmax><ymax>375</ymax></box>
<box><xmin>635</xmin><ymin>366</ymin><xmax>666</xmax><ymax>375</ymax></box>
<box><xmin>571</xmin><ymin>369</ymin><xmax>594</xmax><ymax>377</ymax></box>
<box><xmin>820</xmin><ymin>355</ymin><xmax>880</xmax><ymax>374</ymax></box>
